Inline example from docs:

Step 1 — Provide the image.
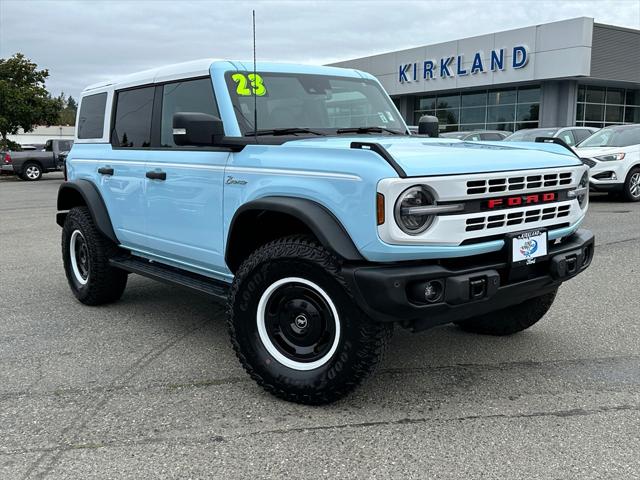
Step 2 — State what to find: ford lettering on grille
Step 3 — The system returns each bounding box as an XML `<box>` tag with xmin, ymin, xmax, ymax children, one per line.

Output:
<box><xmin>483</xmin><ymin>192</ymin><xmax>557</xmax><ymax>210</ymax></box>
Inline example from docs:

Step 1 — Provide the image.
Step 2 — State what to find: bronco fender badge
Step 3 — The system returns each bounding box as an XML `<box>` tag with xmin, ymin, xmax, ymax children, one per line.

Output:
<box><xmin>226</xmin><ymin>176</ymin><xmax>247</xmax><ymax>185</ymax></box>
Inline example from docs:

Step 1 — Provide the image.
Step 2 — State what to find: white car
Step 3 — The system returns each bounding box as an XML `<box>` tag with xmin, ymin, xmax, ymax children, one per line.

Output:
<box><xmin>576</xmin><ymin>125</ymin><xmax>640</xmax><ymax>202</ymax></box>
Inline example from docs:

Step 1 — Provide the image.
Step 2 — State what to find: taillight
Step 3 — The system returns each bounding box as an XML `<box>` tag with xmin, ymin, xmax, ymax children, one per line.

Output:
<box><xmin>3</xmin><ymin>153</ymin><xmax>11</xmax><ymax>164</ymax></box>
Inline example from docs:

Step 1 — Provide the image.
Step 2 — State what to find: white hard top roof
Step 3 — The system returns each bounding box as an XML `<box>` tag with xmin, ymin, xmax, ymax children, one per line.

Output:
<box><xmin>82</xmin><ymin>58</ymin><xmax>222</xmax><ymax>93</ymax></box>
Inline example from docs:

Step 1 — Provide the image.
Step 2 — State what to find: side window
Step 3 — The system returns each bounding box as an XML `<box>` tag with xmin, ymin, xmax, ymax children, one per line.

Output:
<box><xmin>113</xmin><ymin>87</ymin><xmax>155</xmax><ymax>148</ymax></box>
<box><xmin>77</xmin><ymin>93</ymin><xmax>107</xmax><ymax>139</ymax></box>
<box><xmin>467</xmin><ymin>134</ymin><xmax>481</xmax><ymax>141</ymax></box>
<box><xmin>572</xmin><ymin>129</ymin><xmax>590</xmax><ymax>144</ymax></box>
<box><xmin>45</xmin><ymin>140</ymin><xmax>53</xmax><ymax>151</ymax></box>
<box><xmin>559</xmin><ymin>130</ymin><xmax>575</xmax><ymax>146</ymax></box>
<box><xmin>160</xmin><ymin>78</ymin><xmax>219</xmax><ymax>147</ymax></box>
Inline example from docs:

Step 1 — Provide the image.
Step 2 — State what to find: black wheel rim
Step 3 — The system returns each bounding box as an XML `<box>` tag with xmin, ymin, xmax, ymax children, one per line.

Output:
<box><xmin>263</xmin><ymin>283</ymin><xmax>337</xmax><ymax>364</ymax></box>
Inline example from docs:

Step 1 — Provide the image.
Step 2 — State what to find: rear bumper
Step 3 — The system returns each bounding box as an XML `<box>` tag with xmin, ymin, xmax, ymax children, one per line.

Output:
<box><xmin>342</xmin><ymin>229</ymin><xmax>594</xmax><ymax>331</ymax></box>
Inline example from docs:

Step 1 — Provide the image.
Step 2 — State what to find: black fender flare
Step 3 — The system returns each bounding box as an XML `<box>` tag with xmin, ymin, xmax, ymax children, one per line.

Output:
<box><xmin>225</xmin><ymin>196</ymin><xmax>364</xmax><ymax>271</ymax></box>
<box><xmin>56</xmin><ymin>180</ymin><xmax>118</xmax><ymax>243</ymax></box>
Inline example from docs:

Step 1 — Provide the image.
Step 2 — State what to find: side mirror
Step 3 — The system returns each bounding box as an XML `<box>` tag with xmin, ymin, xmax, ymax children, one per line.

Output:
<box><xmin>418</xmin><ymin>115</ymin><xmax>439</xmax><ymax>137</ymax></box>
<box><xmin>173</xmin><ymin>112</ymin><xmax>225</xmax><ymax>146</ymax></box>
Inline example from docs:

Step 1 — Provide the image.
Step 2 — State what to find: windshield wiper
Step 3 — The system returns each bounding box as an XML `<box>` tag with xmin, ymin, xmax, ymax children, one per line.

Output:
<box><xmin>244</xmin><ymin>127</ymin><xmax>326</xmax><ymax>137</ymax></box>
<box><xmin>336</xmin><ymin>126</ymin><xmax>406</xmax><ymax>135</ymax></box>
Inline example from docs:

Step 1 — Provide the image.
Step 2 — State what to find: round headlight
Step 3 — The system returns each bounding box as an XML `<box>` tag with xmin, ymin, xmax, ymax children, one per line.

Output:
<box><xmin>394</xmin><ymin>186</ymin><xmax>435</xmax><ymax>234</ymax></box>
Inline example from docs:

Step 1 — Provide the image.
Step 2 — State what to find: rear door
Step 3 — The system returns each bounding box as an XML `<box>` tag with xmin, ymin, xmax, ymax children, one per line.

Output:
<box><xmin>142</xmin><ymin>77</ymin><xmax>230</xmax><ymax>276</ymax></box>
<box><xmin>100</xmin><ymin>86</ymin><xmax>155</xmax><ymax>250</ymax></box>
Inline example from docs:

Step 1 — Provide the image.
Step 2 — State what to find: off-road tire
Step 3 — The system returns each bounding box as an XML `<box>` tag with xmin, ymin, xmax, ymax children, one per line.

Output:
<box><xmin>622</xmin><ymin>167</ymin><xmax>640</xmax><ymax>202</ymax></box>
<box><xmin>21</xmin><ymin>162</ymin><xmax>42</xmax><ymax>181</ymax></box>
<box><xmin>455</xmin><ymin>289</ymin><xmax>558</xmax><ymax>336</ymax></box>
<box><xmin>62</xmin><ymin>207</ymin><xmax>128</xmax><ymax>305</ymax></box>
<box><xmin>227</xmin><ymin>236</ymin><xmax>392</xmax><ymax>405</ymax></box>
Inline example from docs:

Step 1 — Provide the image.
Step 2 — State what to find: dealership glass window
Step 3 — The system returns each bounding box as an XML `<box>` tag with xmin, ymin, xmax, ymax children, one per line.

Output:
<box><xmin>625</xmin><ymin>107</ymin><xmax>640</xmax><ymax>123</ymax></box>
<box><xmin>435</xmin><ymin>94</ymin><xmax>460</xmax><ymax>109</ymax></box>
<box><xmin>461</xmin><ymin>92</ymin><xmax>486</xmax><ymax>107</ymax></box>
<box><xmin>113</xmin><ymin>87</ymin><xmax>154</xmax><ymax>148</ymax></box>
<box><xmin>412</xmin><ymin>85</ymin><xmax>540</xmax><ymax>132</ymax></box>
<box><xmin>487</xmin><ymin>105</ymin><xmax>515</xmax><ymax>124</ymax></box>
<box><xmin>516</xmin><ymin>103</ymin><xmax>539</xmax><ymax>123</ymax></box>
<box><xmin>576</xmin><ymin>86</ymin><xmax>640</xmax><ymax>128</ymax></box>
<box><xmin>488</xmin><ymin>89</ymin><xmax>516</xmax><ymax>106</ymax></box>
<box><xmin>517</xmin><ymin>87</ymin><xmax>540</xmax><ymax>104</ymax></box>
<box><xmin>419</xmin><ymin>96</ymin><xmax>436</xmax><ymax>110</ymax></box>
<box><xmin>460</xmin><ymin>106</ymin><xmax>485</xmax><ymax>124</ymax></box>
<box><xmin>626</xmin><ymin>89</ymin><xmax>640</xmax><ymax>106</ymax></box>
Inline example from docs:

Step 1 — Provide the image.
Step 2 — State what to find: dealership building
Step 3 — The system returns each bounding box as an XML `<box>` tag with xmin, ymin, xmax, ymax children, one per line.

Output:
<box><xmin>331</xmin><ymin>17</ymin><xmax>640</xmax><ymax>132</ymax></box>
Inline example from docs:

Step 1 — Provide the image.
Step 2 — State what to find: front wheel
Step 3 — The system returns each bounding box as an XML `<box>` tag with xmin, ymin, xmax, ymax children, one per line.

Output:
<box><xmin>62</xmin><ymin>207</ymin><xmax>128</xmax><ymax>305</ymax></box>
<box><xmin>623</xmin><ymin>168</ymin><xmax>640</xmax><ymax>202</ymax></box>
<box><xmin>228</xmin><ymin>236</ymin><xmax>392</xmax><ymax>405</ymax></box>
<box><xmin>455</xmin><ymin>289</ymin><xmax>558</xmax><ymax>336</ymax></box>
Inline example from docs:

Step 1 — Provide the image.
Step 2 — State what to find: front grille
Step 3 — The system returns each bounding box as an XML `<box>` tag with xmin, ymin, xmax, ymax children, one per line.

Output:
<box><xmin>466</xmin><ymin>172</ymin><xmax>572</xmax><ymax>195</ymax></box>
<box><xmin>465</xmin><ymin>204</ymin><xmax>571</xmax><ymax>231</ymax></box>
<box><xmin>580</xmin><ymin>158</ymin><xmax>596</xmax><ymax>168</ymax></box>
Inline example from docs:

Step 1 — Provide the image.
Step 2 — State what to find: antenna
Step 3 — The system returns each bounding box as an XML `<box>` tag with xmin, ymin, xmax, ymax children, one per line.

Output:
<box><xmin>252</xmin><ymin>9</ymin><xmax>258</xmax><ymax>143</ymax></box>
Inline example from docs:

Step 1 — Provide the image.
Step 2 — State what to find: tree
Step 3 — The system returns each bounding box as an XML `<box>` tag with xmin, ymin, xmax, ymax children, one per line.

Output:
<box><xmin>57</xmin><ymin>92</ymin><xmax>77</xmax><ymax>125</ymax></box>
<box><xmin>0</xmin><ymin>53</ymin><xmax>62</xmax><ymax>149</ymax></box>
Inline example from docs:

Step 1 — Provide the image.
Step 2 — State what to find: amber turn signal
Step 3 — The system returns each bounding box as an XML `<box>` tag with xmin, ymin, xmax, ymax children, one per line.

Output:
<box><xmin>376</xmin><ymin>193</ymin><xmax>385</xmax><ymax>225</ymax></box>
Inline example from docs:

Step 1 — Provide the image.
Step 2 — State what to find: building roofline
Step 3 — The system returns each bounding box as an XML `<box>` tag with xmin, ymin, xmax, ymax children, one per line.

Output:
<box><xmin>594</xmin><ymin>22</ymin><xmax>640</xmax><ymax>34</ymax></box>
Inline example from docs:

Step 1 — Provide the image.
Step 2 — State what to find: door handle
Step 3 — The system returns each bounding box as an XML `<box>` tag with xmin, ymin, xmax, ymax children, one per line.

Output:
<box><xmin>98</xmin><ymin>167</ymin><xmax>114</xmax><ymax>175</ymax></box>
<box><xmin>146</xmin><ymin>170</ymin><xmax>166</xmax><ymax>181</ymax></box>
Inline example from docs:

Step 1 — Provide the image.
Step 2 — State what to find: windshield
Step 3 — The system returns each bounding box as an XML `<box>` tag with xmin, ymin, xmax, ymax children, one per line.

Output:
<box><xmin>505</xmin><ymin>128</ymin><xmax>559</xmax><ymax>142</ymax></box>
<box><xmin>578</xmin><ymin>126</ymin><xmax>640</xmax><ymax>148</ymax></box>
<box><xmin>225</xmin><ymin>72</ymin><xmax>406</xmax><ymax>135</ymax></box>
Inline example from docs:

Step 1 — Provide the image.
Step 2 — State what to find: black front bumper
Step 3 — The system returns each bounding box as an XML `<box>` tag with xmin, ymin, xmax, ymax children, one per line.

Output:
<box><xmin>342</xmin><ymin>229</ymin><xmax>594</xmax><ymax>331</ymax></box>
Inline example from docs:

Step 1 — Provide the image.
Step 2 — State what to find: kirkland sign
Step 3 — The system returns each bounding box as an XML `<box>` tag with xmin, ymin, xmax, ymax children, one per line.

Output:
<box><xmin>398</xmin><ymin>45</ymin><xmax>529</xmax><ymax>83</ymax></box>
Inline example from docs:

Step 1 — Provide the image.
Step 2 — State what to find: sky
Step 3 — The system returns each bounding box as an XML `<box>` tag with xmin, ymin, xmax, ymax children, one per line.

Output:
<box><xmin>1</xmin><ymin>0</ymin><xmax>639</xmax><ymax>99</ymax></box>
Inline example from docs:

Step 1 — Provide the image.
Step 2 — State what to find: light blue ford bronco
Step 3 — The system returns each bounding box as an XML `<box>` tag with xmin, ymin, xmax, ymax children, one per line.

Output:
<box><xmin>57</xmin><ymin>59</ymin><xmax>594</xmax><ymax>404</ymax></box>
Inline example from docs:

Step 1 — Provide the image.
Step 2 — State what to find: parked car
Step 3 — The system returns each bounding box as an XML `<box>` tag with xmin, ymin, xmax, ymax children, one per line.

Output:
<box><xmin>8</xmin><ymin>139</ymin><xmax>73</xmax><ymax>181</ymax></box>
<box><xmin>440</xmin><ymin>130</ymin><xmax>510</xmax><ymax>141</ymax></box>
<box><xmin>57</xmin><ymin>59</ymin><xmax>594</xmax><ymax>404</ymax></box>
<box><xmin>504</xmin><ymin>127</ymin><xmax>598</xmax><ymax>147</ymax></box>
<box><xmin>575</xmin><ymin>124</ymin><xmax>640</xmax><ymax>201</ymax></box>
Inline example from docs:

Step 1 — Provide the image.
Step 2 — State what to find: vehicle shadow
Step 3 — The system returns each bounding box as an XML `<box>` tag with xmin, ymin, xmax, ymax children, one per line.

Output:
<box><xmin>111</xmin><ymin>276</ymin><xmax>585</xmax><ymax>408</ymax></box>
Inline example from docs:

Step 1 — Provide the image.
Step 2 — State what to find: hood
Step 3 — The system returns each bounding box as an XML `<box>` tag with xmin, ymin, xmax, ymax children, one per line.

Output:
<box><xmin>283</xmin><ymin>136</ymin><xmax>582</xmax><ymax>177</ymax></box>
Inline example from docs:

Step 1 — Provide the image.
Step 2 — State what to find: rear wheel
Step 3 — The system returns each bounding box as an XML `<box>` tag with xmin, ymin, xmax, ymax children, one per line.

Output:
<box><xmin>623</xmin><ymin>168</ymin><xmax>640</xmax><ymax>202</ymax></box>
<box><xmin>22</xmin><ymin>163</ymin><xmax>42</xmax><ymax>181</ymax></box>
<box><xmin>455</xmin><ymin>289</ymin><xmax>558</xmax><ymax>336</ymax></box>
<box><xmin>62</xmin><ymin>207</ymin><xmax>128</xmax><ymax>305</ymax></box>
<box><xmin>228</xmin><ymin>236</ymin><xmax>392</xmax><ymax>404</ymax></box>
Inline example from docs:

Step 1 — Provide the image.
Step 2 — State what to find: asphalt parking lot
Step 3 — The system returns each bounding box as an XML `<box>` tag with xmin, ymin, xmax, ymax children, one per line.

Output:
<box><xmin>1</xmin><ymin>172</ymin><xmax>639</xmax><ymax>479</ymax></box>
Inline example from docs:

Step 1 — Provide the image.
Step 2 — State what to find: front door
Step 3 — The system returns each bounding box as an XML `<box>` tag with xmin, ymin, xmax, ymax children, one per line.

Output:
<box><xmin>142</xmin><ymin>77</ymin><xmax>230</xmax><ymax>278</ymax></box>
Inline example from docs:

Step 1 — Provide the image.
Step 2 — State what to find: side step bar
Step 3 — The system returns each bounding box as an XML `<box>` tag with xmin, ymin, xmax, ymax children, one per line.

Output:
<box><xmin>109</xmin><ymin>256</ymin><xmax>230</xmax><ymax>301</ymax></box>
